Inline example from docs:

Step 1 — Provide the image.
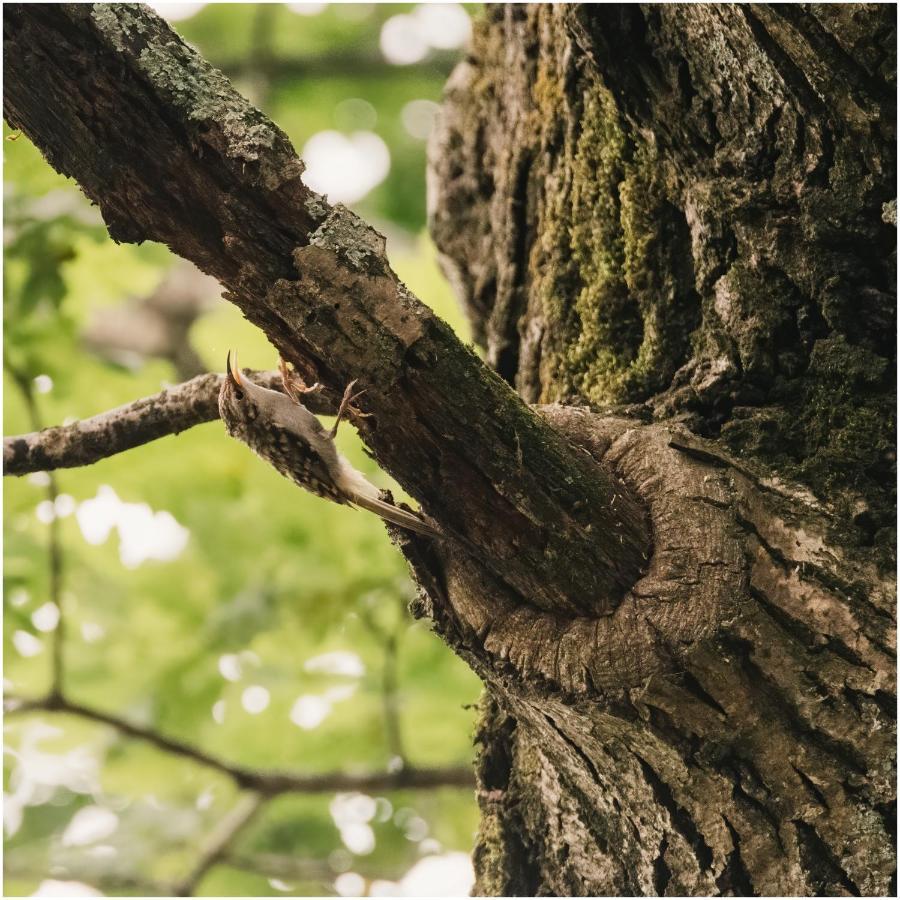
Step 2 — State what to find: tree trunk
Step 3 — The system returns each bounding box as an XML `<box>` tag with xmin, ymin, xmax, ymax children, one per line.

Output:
<box><xmin>429</xmin><ymin>5</ymin><xmax>896</xmax><ymax>895</ymax></box>
<box><xmin>4</xmin><ymin>3</ymin><xmax>895</xmax><ymax>896</ymax></box>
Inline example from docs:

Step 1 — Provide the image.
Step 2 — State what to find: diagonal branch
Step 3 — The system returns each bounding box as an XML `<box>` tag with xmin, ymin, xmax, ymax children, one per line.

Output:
<box><xmin>5</xmin><ymin>692</ymin><xmax>475</xmax><ymax>794</ymax></box>
<box><xmin>172</xmin><ymin>792</ymin><xmax>267</xmax><ymax>897</ymax></box>
<box><xmin>3</xmin><ymin>2</ymin><xmax>650</xmax><ymax>618</ymax></box>
<box><xmin>3</xmin><ymin>370</ymin><xmax>336</xmax><ymax>476</ymax></box>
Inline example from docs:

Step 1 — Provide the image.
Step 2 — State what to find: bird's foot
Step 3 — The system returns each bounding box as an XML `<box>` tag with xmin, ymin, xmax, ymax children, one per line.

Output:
<box><xmin>279</xmin><ymin>357</ymin><xmax>322</xmax><ymax>404</ymax></box>
<box><xmin>330</xmin><ymin>379</ymin><xmax>371</xmax><ymax>438</ymax></box>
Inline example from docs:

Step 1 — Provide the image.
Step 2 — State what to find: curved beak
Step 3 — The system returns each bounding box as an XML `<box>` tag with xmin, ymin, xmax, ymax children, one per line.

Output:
<box><xmin>226</xmin><ymin>350</ymin><xmax>243</xmax><ymax>389</ymax></box>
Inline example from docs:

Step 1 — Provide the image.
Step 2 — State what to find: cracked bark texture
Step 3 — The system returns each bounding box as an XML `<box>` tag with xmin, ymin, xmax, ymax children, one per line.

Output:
<box><xmin>429</xmin><ymin>4</ymin><xmax>896</xmax><ymax>896</ymax></box>
<box><xmin>4</xmin><ymin>3</ymin><xmax>896</xmax><ymax>896</ymax></box>
<box><xmin>3</xmin><ymin>2</ymin><xmax>652</xmax><ymax>619</ymax></box>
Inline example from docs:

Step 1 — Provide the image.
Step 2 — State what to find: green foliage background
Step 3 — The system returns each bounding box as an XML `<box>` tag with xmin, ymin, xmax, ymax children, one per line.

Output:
<box><xmin>4</xmin><ymin>4</ymin><xmax>481</xmax><ymax>896</ymax></box>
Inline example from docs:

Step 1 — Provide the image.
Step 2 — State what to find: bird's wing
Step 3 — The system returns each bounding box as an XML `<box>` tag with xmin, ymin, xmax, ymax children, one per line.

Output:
<box><xmin>258</xmin><ymin>423</ymin><xmax>348</xmax><ymax>504</ymax></box>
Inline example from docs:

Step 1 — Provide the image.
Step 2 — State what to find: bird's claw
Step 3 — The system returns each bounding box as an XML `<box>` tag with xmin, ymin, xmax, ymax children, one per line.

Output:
<box><xmin>279</xmin><ymin>357</ymin><xmax>322</xmax><ymax>403</ymax></box>
<box><xmin>330</xmin><ymin>379</ymin><xmax>371</xmax><ymax>438</ymax></box>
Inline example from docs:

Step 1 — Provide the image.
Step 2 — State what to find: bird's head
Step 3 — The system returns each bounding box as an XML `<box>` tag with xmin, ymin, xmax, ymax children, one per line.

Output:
<box><xmin>218</xmin><ymin>351</ymin><xmax>281</xmax><ymax>443</ymax></box>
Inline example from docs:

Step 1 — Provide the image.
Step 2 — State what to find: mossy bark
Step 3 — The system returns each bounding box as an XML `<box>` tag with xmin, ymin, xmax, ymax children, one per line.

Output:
<box><xmin>431</xmin><ymin>4</ymin><xmax>895</xmax><ymax>543</ymax></box>
<box><xmin>430</xmin><ymin>5</ymin><xmax>896</xmax><ymax>895</ymax></box>
<box><xmin>4</xmin><ymin>3</ymin><xmax>895</xmax><ymax>895</ymax></box>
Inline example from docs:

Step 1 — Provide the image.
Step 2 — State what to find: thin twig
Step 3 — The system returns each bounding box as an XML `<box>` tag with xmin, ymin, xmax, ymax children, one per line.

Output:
<box><xmin>46</xmin><ymin>467</ymin><xmax>64</xmax><ymax>695</ymax></box>
<box><xmin>172</xmin><ymin>792</ymin><xmax>267</xmax><ymax>896</ymax></box>
<box><xmin>5</xmin><ymin>363</ymin><xmax>66</xmax><ymax>694</ymax></box>
<box><xmin>245</xmin><ymin>3</ymin><xmax>276</xmax><ymax>109</ymax></box>
<box><xmin>382</xmin><ymin>628</ymin><xmax>407</xmax><ymax>766</ymax></box>
<box><xmin>5</xmin><ymin>693</ymin><xmax>475</xmax><ymax>794</ymax></box>
<box><xmin>358</xmin><ymin>602</ymin><xmax>409</xmax><ymax>767</ymax></box>
<box><xmin>3</xmin><ymin>370</ymin><xmax>336</xmax><ymax>476</ymax></box>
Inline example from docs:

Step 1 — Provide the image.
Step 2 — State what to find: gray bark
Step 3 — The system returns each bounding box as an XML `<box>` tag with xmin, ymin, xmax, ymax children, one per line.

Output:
<box><xmin>429</xmin><ymin>5</ymin><xmax>896</xmax><ymax>896</ymax></box>
<box><xmin>3</xmin><ymin>3</ymin><xmax>895</xmax><ymax>896</ymax></box>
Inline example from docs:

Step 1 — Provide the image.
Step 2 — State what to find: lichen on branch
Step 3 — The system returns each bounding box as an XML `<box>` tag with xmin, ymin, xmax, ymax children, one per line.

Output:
<box><xmin>3</xmin><ymin>2</ymin><xmax>651</xmax><ymax>620</ymax></box>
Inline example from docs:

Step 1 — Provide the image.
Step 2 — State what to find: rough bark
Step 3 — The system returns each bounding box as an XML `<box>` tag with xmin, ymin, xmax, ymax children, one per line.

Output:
<box><xmin>429</xmin><ymin>4</ymin><xmax>896</xmax><ymax>896</ymax></box>
<box><xmin>4</xmin><ymin>3</ymin><xmax>896</xmax><ymax>896</ymax></box>
<box><xmin>430</xmin><ymin>4</ymin><xmax>896</xmax><ymax>543</ymax></box>
<box><xmin>3</xmin><ymin>2</ymin><xmax>651</xmax><ymax>619</ymax></box>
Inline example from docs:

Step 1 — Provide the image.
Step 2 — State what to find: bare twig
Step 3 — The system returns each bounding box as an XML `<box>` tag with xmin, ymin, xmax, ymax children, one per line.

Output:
<box><xmin>5</xmin><ymin>363</ymin><xmax>66</xmax><ymax>693</ymax></box>
<box><xmin>2</xmin><ymin>862</ymin><xmax>168</xmax><ymax>896</ymax></box>
<box><xmin>3</xmin><ymin>370</ymin><xmax>337</xmax><ymax>476</ymax></box>
<box><xmin>243</xmin><ymin>3</ymin><xmax>277</xmax><ymax>108</ymax></box>
<box><xmin>382</xmin><ymin>627</ymin><xmax>407</xmax><ymax>766</ymax></box>
<box><xmin>5</xmin><ymin>693</ymin><xmax>475</xmax><ymax>794</ymax></box>
<box><xmin>358</xmin><ymin>603</ymin><xmax>409</xmax><ymax>767</ymax></box>
<box><xmin>173</xmin><ymin>792</ymin><xmax>267</xmax><ymax>896</ymax></box>
<box><xmin>46</xmin><ymin>467</ymin><xmax>64</xmax><ymax>694</ymax></box>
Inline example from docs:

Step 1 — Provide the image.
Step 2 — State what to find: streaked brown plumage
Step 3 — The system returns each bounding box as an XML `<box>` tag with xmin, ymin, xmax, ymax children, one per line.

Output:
<box><xmin>218</xmin><ymin>353</ymin><xmax>440</xmax><ymax>537</ymax></box>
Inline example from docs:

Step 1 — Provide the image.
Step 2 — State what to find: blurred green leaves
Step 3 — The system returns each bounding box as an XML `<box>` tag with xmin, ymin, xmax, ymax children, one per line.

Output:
<box><xmin>3</xmin><ymin>186</ymin><xmax>103</xmax><ymax>383</ymax></box>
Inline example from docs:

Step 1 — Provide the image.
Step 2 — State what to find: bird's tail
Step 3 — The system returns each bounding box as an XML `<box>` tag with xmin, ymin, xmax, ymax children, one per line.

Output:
<box><xmin>349</xmin><ymin>492</ymin><xmax>441</xmax><ymax>539</ymax></box>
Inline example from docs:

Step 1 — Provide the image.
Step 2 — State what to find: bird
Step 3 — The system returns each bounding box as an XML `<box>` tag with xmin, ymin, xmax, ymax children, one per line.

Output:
<box><xmin>218</xmin><ymin>351</ymin><xmax>440</xmax><ymax>538</ymax></box>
